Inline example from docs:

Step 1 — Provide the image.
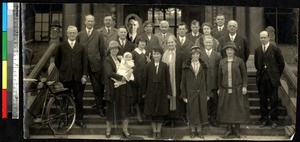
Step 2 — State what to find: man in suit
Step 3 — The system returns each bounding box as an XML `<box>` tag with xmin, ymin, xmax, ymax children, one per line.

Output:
<box><xmin>219</xmin><ymin>20</ymin><xmax>250</xmax><ymax>63</ymax></box>
<box><xmin>155</xmin><ymin>20</ymin><xmax>175</xmax><ymax>51</ymax></box>
<box><xmin>186</xmin><ymin>20</ymin><xmax>202</xmax><ymax>43</ymax></box>
<box><xmin>176</xmin><ymin>22</ymin><xmax>194</xmax><ymax>61</ymax></box>
<box><xmin>97</xmin><ymin>15</ymin><xmax>118</xmax><ymax>49</ymax></box>
<box><xmin>211</xmin><ymin>14</ymin><xmax>227</xmax><ymax>41</ymax></box>
<box><xmin>78</xmin><ymin>14</ymin><xmax>106</xmax><ymax>117</ymax></box>
<box><xmin>55</xmin><ymin>25</ymin><xmax>88</xmax><ymax>127</ymax></box>
<box><xmin>127</xmin><ymin>17</ymin><xmax>140</xmax><ymax>43</ymax></box>
<box><xmin>200</xmin><ymin>36</ymin><xmax>222</xmax><ymax>127</ymax></box>
<box><xmin>117</xmin><ymin>26</ymin><xmax>135</xmax><ymax>56</ymax></box>
<box><xmin>254</xmin><ymin>31</ymin><xmax>285</xmax><ymax>129</ymax></box>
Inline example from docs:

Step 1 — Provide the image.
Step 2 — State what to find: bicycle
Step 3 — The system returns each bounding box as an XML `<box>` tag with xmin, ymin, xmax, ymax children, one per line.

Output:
<box><xmin>24</xmin><ymin>78</ymin><xmax>76</xmax><ymax>135</ymax></box>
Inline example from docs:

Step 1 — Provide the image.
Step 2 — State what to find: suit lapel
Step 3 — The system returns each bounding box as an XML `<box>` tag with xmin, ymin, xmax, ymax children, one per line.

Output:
<box><xmin>88</xmin><ymin>30</ymin><xmax>96</xmax><ymax>42</ymax></box>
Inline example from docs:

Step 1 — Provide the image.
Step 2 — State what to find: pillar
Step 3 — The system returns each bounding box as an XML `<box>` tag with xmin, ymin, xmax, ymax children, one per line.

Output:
<box><xmin>62</xmin><ymin>4</ymin><xmax>80</xmax><ymax>40</ymax></box>
<box><xmin>248</xmin><ymin>7</ymin><xmax>264</xmax><ymax>53</ymax></box>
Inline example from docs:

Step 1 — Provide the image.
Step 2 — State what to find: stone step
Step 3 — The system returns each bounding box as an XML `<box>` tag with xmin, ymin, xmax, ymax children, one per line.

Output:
<box><xmin>29</xmin><ymin>123</ymin><xmax>286</xmax><ymax>137</ymax></box>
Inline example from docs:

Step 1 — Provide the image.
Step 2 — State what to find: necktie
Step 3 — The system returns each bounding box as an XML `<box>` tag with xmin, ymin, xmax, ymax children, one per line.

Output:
<box><xmin>107</xmin><ymin>28</ymin><xmax>110</xmax><ymax>34</ymax></box>
<box><xmin>219</xmin><ymin>27</ymin><xmax>222</xmax><ymax>32</ymax></box>
<box><xmin>207</xmin><ymin>51</ymin><xmax>210</xmax><ymax>57</ymax></box>
<box><xmin>121</xmin><ymin>40</ymin><xmax>125</xmax><ymax>47</ymax></box>
<box><xmin>87</xmin><ymin>29</ymin><xmax>91</xmax><ymax>36</ymax></box>
<box><xmin>181</xmin><ymin>38</ymin><xmax>184</xmax><ymax>45</ymax></box>
<box><xmin>70</xmin><ymin>42</ymin><xmax>74</xmax><ymax>49</ymax></box>
<box><xmin>230</xmin><ymin>37</ymin><xmax>234</xmax><ymax>41</ymax></box>
<box><xmin>263</xmin><ymin>45</ymin><xmax>266</xmax><ymax>53</ymax></box>
<box><xmin>163</xmin><ymin>34</ymin><xmax>166</xmax><ymax>39</ymax></box>
<box><xmin>155</xmin><ymin>65</ymin><xmax>159</xmax><ymax>74</ymax></box>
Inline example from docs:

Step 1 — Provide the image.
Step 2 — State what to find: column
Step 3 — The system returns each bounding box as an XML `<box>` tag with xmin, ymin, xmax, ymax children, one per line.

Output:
<box><xmin>62</xmin><ymin>4</ymin><xmax>80</xmax><ymax>40</ymax></box>
<box><xmin>80</xmin><ymin>4</ymin><xmax>91</xmax><ymax>31</ymax></box>
<box><xmin>248</xmin><ymin>7</ymin><xmax>264</xmax><ymax>53</ymax></box>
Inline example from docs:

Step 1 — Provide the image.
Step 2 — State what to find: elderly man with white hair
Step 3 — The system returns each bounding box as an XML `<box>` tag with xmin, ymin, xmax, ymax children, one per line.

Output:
<box><xmin>218</xmin><ymin>20</ymin><xmax>249</xmax><ymax>63</ymax></box>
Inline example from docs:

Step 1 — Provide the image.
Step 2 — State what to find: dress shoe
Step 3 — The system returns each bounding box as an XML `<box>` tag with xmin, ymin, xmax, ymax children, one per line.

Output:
<box><xmin>271</xmin><ymin>122</ymin><xmax>277</xmax><ymax>129</ymax></box>
<box><xmin>122</xmin><ymin>132</ymin><xmax>131</xmax><ymax>139</ymax></box>
<box><xmin>259</xmin><ymin>121</ymin><xmax>268</xmax><ymax>128</ymax></box>
<box><xmin>105</xmin><ymin>132</ymin><xmax>111</xmax><ymax>138</ymax></box>
<box><xmin>198</xmin><ymin>132</ymin><xmax>204</xmax><ymax>138</ymax></box>
<box><xmin>152</xmin><ymin>132</ymin><xmax>156</xmax><ymax>139</ymax></box>
<box><xmin>97</xmin><ymin>109</ymin><xmax>106</xmax><ymax>117</ymax></box>
<box><xmin>190</xmin><ymin>132</ymin><xmax>195</xmax><ymax>138</ymax></box>
<box><xmin>75</xmin><ymin>121</ymin><xmax>86</xmax><ymax>128</ymax></box>
<box><xmin>156</xmin><ymin>132</ymin><xmax>161</xmax><ymax>139</ymax></box>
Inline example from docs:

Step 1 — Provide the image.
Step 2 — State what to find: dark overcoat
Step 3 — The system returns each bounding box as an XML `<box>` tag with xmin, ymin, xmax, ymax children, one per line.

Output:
<box><xmin>103</xmin><ymin>55</ymin><xmax>132</xmax><ymax>121</ymax></box>
<box><xmin>143</xmin><ymin>61</ymin><xmax>171</xmax><ymax>117</ymax></box>
<box><xmin>180</xmin><ymin>59</ymin><xmax>208</xmax><ymax>125</ymax></box>
<box><xmin>176</xmin><ymin>38</ymin><xmax>194</xmax><ymax>61</ymax></box>
<box><xmin>217</xmin><ymin>56</ymin><xmax>250</xmax><ymax>123</ymax></box>
<box><xmin>55</xmin><ymin>41</ymin><xmax>88</xmax><ymax>82</ymax></box>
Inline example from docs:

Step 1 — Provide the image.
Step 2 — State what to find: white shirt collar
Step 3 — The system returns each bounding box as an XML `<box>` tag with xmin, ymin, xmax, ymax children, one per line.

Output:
<box><xmin>229</xmin><ymin>33</ymin><xmax>237</xmax><ymax>40</ymax></box>
<box><xmin>218</xmin><ymin>25</ymin><xmax>224</xmax><ymax>30</ymax></box>
<box><xmin>154</xmin><ymin>62</ymin><xmax>159</xmax><ymax>66</ymax></box>
<box><xmin>179</xmin><ymin>36</ymin><xmax>186</xmax><ymax>43</ymax></box>
<box><xmin>105</xmin><ymin>26</ymin><xmax>111</xmax><ymax>31</ymax></box>
<box><xmin>192</xmin><ymin>32</ymin><xmax>199</xmax><ymax>36</ymax></box>
<box><xmin>134</xmin><ymin>48</ymin><xmax>146</xmax><ymax>54</ymax></box>
<box><xmin>68</xmin><ymin>39</ymin><xmax>76</xmax><ymax>44</ymax></box>
<box><xmin>119</xmin><ymin>38</ymin><xmax>126</xmax><ymax>43</ymax></box>
<box><xmin>86</xmin><ymin>27</ymin><xmax>94</xmax><ymax>33</ymax></box>
<box><xmin>205</xmin><ymin>49</ymin><xmax>212</xmax><ymax>54</ymax></box>
<box><xmin>262</xmin><ymin>42</ymin><xmax>270</xmax><ymax>50</ymax></box>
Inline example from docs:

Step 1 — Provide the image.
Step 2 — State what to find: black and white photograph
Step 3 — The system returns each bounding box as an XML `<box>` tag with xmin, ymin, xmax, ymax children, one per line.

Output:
<box><xmin>22</xmin><ymin>3</ymin><xmax>298</xmax><ymax>141</ymax></box>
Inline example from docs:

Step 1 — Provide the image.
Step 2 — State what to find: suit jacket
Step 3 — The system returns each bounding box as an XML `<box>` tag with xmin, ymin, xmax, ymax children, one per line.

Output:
<box><xmin>200</xmin><ymin>50</ymin><xmax>222</xmax><ymax>96</ymax></box>
<box><xmin>97</xmin><ymin>27</ymin><xmax>118</xmax><ymax>49</ymax></box>
<box><xmin>176</xmin><ymin>37</ymin><xmax>194</xmax><ymax>62</ymax></box>
<box><xmin>77</xmin><ymin>28</ymin><xmax>106</xmax><ymax>75</ymax></box>
<box><xmin>219</xmin><ymin>33</ymin><xmax>250</xmax><ymax>63</ymax></box>
<box><xmin>254</xmin><ymin>43</ymin><xmax>285</xmax><ymax>87</ymax></box>
<box><xmin>195</xmin><ymin>35</ymin><xmax>220</xmax><ymax>52</ymax></box>
<box><xmin>186</xmin><ymin>32</ymin><xmax>202</xmax><ymax>44</ymax></box>
<box><xmin>136</xmin><ymin>32</ymin><xmax>160</xmax><ymax>52</ymax></box>
<box><xmin>211</xmin><ymin>27</ymin><xmax>228</xmax><ymax>41</ymax></box>
<box><xmin>155</xmin><ymin>32</ymin><xmax>175</xmax><ymax>51</ymax></box>
<box><xmin>55</xmin><ymin>41</ymin><xmax>88</xmax><ymax>82</ymax></box>
<box><xmin>116</xmin><ymin>38</ymin><xmax>135</xmax><ymax>56</ymax></box>
<box><xmin>126</xmin><ymin>33</ymin><xmax>140</xmax><ymax>44</ymax></box>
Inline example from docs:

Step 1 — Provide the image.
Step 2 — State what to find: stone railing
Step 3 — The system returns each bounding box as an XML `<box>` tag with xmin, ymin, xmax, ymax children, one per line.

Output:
<box><xmin>279</xmin><ymin>62</ymin><xmax>297</xmax><ymax>124</ymax></box>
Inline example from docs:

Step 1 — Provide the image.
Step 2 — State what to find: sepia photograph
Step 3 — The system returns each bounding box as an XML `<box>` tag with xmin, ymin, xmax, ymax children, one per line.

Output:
<box><xmin>22</xmin><ymin>3</ymin><xmax>298</xmax><ymax>141</ymax></box>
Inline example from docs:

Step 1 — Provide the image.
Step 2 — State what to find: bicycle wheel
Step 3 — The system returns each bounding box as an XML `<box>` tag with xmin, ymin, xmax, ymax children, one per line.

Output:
<box><xmin>46</xmin><ymin>93</ymin><xmax>76</xmax><ymax>135</ymax></box>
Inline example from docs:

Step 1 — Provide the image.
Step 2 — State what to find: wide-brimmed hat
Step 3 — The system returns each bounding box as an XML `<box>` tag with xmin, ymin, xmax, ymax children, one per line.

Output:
<box><xmin>50</xmin><ymin>20</ymin><xmax>62</xmax><ymax>28</ymax></box>
<box><xmin>222</xmin><ymin>41</ymin><xmax>237</xmax><ymax>51</ymax></box>
<box><xmin>190</xmin><ymin>46</ymin><xmax>201</xmax><ymax>54</ymax></box>
<box><xmin>107</xmin><ymin>40</ymin><xmax>120</xmax><ymax>51</ymax></box>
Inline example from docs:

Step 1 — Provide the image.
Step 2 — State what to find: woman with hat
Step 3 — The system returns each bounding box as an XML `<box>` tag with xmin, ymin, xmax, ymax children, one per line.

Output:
<box><xmin>180</xmin><ymin>46</ymin><xmax>208</xmax><ymax>138</ymax></box>
<box><xmin>104</xmin><ymin>40</ymin><xmax>133</xmax><ymax>139</ymax></box>
<box><xmin>217</xmin><ymin>41</ymin><xmax>249</xmax><ymax>138</ymax></box>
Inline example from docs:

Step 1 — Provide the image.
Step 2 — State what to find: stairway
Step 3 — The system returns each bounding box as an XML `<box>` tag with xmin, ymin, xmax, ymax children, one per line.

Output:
<box><xmin>29</xmin><ymin>56</ymin><xmax>292</xmax><ymax>140</ymax></box>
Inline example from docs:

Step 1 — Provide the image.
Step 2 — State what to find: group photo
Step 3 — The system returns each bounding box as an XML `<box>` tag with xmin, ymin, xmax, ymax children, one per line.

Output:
<box><xmin>22</xmin><ymin>3</ymin><xmax>298</xmax><ymax>140</ymax></box>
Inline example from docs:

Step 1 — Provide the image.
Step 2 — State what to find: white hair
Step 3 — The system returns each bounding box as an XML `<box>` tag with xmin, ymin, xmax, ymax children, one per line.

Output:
<box><xmin>160</xmin><ymin>20</ymin><xmax>169</xmax><ymax>27</ymax></box>
<box><xmin>67</xmin><ymin>25</ymin><xmax>78</xmax><ymax>33</ymax></box>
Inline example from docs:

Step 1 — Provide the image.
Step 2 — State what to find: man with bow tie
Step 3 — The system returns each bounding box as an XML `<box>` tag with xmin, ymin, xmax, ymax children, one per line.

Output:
<box><xmin>254</xmin><ymin>31</ymin><xmax>285</xmax><ymax>129</ymax></box>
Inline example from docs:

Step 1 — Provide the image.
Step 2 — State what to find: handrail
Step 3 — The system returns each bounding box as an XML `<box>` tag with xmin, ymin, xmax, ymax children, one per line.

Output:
<box><xmin>282</xmin><ymin>62</ymin><xmax>297</xmax><ymax>91</ymax></box>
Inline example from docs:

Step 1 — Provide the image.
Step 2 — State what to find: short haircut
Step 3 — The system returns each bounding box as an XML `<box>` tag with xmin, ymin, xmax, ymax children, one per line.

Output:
<box><xmin>118</xmin><ymin>26</ymin><xmax>127</xmax><ymax>31</ymax></box>
<box><xmin>143</xmin><ymin>20</ymin><xmax>154</xmax><ymax>28</ymax></box>
<box><xmin>135</xmin><ymin>38</ymin><xmax>148</xmax><ymax>47</ymax></box>
<box><xmin>216</xmin><ymin>14</ymin><xmax>225</xmax><ymax>18</ymax></box>
<box><xmin>177</xmin><ymin>22</ymin><xmax>188</xmax><ymax>29</ymax></box>
<box><xmin>67</xmin><ymin>25</ymin><xmax>78</xmax><ymax>33</ymax></box>
<box><xmin>85</xmin><ymin>14</ymin><xmax>95</xmax><ymax>20</ymax></box>
<box><xmin>203</xmin><ymin>36</ymin><xmax>213</xmax><ymax>42</ymax></box>
<box><xmin>159</xmin><ymin>20</ymin><xmax>169</xmax><ymax>27</ymax></box>
<box><xmin>228</xmin><ymin>20</ymin><xmax>238</xmax><ymax>27</ymax></box>
<box><xmin>167</xmin><ymin>35</ymin><xmax>177</xmax><ymax>42</ymax></box>
<box><xmin>202</xmin><ymin>22</ymin><xmax>212</xmax><ymax>29</ymax></box>
<box><xmin>191</xmin><ymin>20</ymin><xmax>200</xmax><ymax>26</ymax></box>
<box><xmin>104</xmin><ymin>14</ymin><xmax>115</xmax><ymax>21</ymax></box>
<box><xmin>152</xmin><ymin>47</ymin><xmax>163</xmax><ymax>55</ymax></box>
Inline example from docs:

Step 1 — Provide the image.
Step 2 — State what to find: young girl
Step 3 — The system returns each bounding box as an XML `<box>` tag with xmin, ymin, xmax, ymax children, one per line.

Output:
<box><xmin>143</xmin><ymin>48</ymin><xmax>171</xmax><ymax>139</ymax></box>
<box><xmin>181</xmin><ymin>46</ymin><xmax>208</xmax><ymax>138</ymax></box>
<box><xmin>112</xmin><ymin>52</ymin><xmax>135</xmax><ymax>88</ymax></box>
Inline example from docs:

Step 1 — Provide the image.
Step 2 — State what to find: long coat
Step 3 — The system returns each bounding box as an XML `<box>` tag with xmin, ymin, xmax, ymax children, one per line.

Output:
<box><xmin>104</xmin><ymin>55</ymin><xmax>132</xmax><ymax>121</ymax></box>
<box><xmin>143</xmin><ymin>61</ymin><xmax>171</xmax><ymax>117</ymax></box>
<box><xmin>254</xmin><ymin>43</ymin><xmax>285</xmax><ymax>87</ymax></box>
<box><xmin>219</xmin><ymin>33</ymin><xmax>250</xmax><ymax>63</ymax></box>
<box><xmin>180</xmin><ymin>59</ymin><xmax>208</xmax><ymax>125</ymax></box>
<box><xmin>162</xmin><ymin>49</ymin><xmax>184</xmax><ymax>118</ymax></box>
<box><xmin>200</xmin><ymin>50</ymin><xmax>222</xmax><ymax>96</ymax></box>
<box><xmin>55</xmin><ymin>41</ymin><xmax>88</xmax><ymax>82</ymax></box>
<box><xmin>176</xmin><ymin>38</ymin><xmax>194</xmax><ymax>62</ymax></box>
<box><xmin>78</xmin><ymin>29</ymin><xmax>106</xmax><ymax>83</ymax></box>
<box><xmin>217</xmin><ymin>56</ymin><xmax>250</xmax><ymax>123</ymax></box>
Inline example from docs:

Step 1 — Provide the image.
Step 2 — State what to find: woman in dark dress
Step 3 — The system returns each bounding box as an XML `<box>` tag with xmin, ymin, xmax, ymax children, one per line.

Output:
<box><xmin>180</xmin><ymin>46</ymin><xmax>208</xmax><ymax>138</ymax></box>
<box><xmin>143</xmin><ymin>48</ymin><xmax>171</xmax><ymax>139</ymax></box>
<box><xmin>104</xmin><ymin>40</ymin><xmax>132</xmax><ymax>138</ymax></box>
<box><xmin>217</xmin><ymin>42</ymin><xmax>249</xmax><ymax>138</ymax></box>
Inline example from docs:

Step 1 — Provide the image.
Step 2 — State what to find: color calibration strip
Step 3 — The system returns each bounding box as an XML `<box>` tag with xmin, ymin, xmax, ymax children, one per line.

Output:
<box><xmin>12</xmin><ymin>3</ymin><xmax>20</xmax><ymax>119</ymax></box>
<box><xmin>2</xmin><ymin>2</ymin><xmax>8</xmax><ymax>119</ymax></box>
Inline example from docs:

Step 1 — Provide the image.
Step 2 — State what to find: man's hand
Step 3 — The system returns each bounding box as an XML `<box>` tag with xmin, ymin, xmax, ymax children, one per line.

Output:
<box><xmin>242</xmin><ymin>87</ymin><xmax>247</xmax><ymax>95</ymax></box>
<box><xmin>207</xmin><ymin>96</ymin><xmax>210</xmax><ymax>101</ymax></box>
<box><xmin>81</xmin><ymin>75</ymin><xmax>87</xmax><ymax>84</ymax></box>
<box><xmin>183</xmin><ymin>98</ymin><xmax>188</xmax><ymax>103</ymax></box>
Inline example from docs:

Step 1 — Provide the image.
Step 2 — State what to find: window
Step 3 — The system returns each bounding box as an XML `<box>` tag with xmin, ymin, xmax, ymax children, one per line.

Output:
<box><xmin>34</xmin><ymin>4</ymin><xmax>62</xmax><ymax>41</ymax></box>
<box><xmin>147</xmin><ymin>7</ymin><xmax>182</xmax><ymax>35</ymax></box>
